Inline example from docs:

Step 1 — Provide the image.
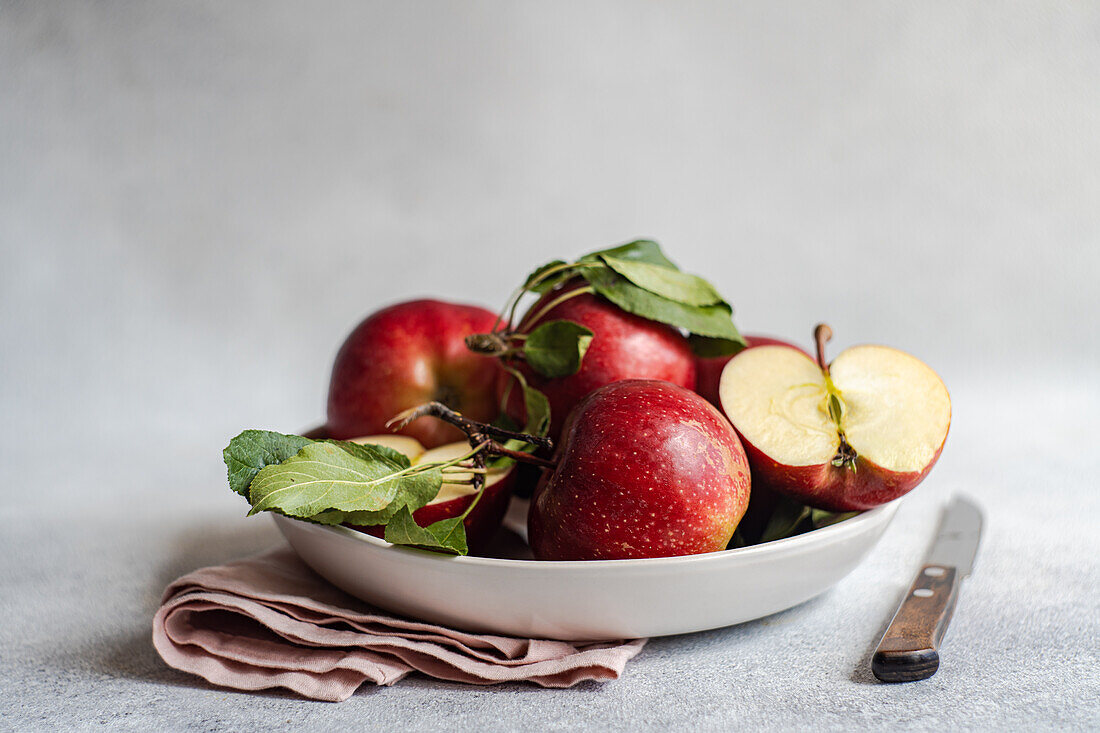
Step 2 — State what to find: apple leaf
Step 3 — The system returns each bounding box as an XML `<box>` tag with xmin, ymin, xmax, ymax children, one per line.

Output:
<box><xmin>222</xmin><ymin>432</ymin><xmax>490</xmax><ymax>554</ymax></box>
<box><xmin>581</xmin><ymin>239</ymin><xmax>678</xmax><ymax>269</ymax></box>
<box><xmin>383</xmin><ymin>507</ymin><xmax>468</xmax><ymax>555</ymax></box>
<box><xmin>747</xmin><ymin>499</ymin><xmax>863</xmax><ymax>547</ymax></box>
<box><xmin>500</xmin><ymin>365</ymin><xmax>551</xmax><ymax>439</ymax></box>
<box><xmin>522</xmin><ymin>383</ymin><xmax>551</xmax><ymax>437</ymax></box>
<box><xmin>264</xmin><ymin>439</ymin><xmax>438</xmax><ymax>527</ymax></box>
<box><xmin>582</xmin><ymin>267</ymin><xmax>746</xmax><ymax>344</ymax></box>
<box><xmin>311</xmin><ymin>487</ymin><xmax>439</xmax><ymax>528</ymax></box>
<box><xmin>522</xmin><ymin>260</ymin><xmax>572</xmax><ymax>295</ymax></box>
<box><xmin>248</xmin><ymin>441</ymin><xmax>442</xmax><ymax>519</ymax></box>
<box><xmin>688</xmin><ymin>334</ymin><xmax>746</xmax><ymax>358</ymax></box>
<box><xmin>523</xmin><ymin>319</ymin><xmax>594</xmax><ymax>378</ymax></box>
<box><xmin>223</xmin><ymin>430</ymin><xmax>311</xmax><ymax>497</ymax></box>
<box><xmin>483</xmin><ymin>413</ymin><xmax>547</xmax><ymax>470</ymax></box>
<box><xmin>811</xmin><ymin>508</ymin><xmax>860</xmax><ymax>528</ymax></box>
<box><xmin>599</xmin><ymin>255</ymin><xmax>726</xmax><ymax>307</ymax></box>
<box><xmin>759</xmin><ymin>498</ymin><xmax>813</xmax><ymax>543</ymax></box>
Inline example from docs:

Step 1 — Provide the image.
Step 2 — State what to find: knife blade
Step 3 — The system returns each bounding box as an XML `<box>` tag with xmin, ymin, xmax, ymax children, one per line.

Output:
<box><xmin>871</xmin><ymin>495</ymin><xmax>983</xmax><ymax>682</ymax></box>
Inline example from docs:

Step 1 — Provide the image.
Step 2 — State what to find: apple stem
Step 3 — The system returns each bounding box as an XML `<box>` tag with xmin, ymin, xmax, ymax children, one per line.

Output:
<box><xmin>470</xmin><ymin>263</ymin><xmax>593</xmax><ymax>367</ymax></box>
<box><xmin>814</xmin><ymin>323</ymin><xmax>833</xmax><ymax>375</ymax></box>
<box><xmin>387</xmin><ymin>401</ymin><xmax>556</xmax><ymax>468</ymax></box>
<box><xmin>491</xmin><ymin>284</ymin><xmax>526</xmax><ymax>335</ymax></box>
<box><xmin>812</xmin><ymin>323</ymin><xmax>859</xmax><ymax>469</ymax></box>
<box><xmin>491</xmin><ymin>444</ymin><xmax>558</xmax><ymax>469</ymax></box>
<box><xmin>494</xmin><ymin>261</ymin><xmax>579</xmax><ymax>336</ymax></box>
<box><xmin>465</xmin><ymin>332</ymin><xmax>509</xmax><ymax>356</ymax></box>
<box><xmin>515</xmin><ymin>285</ymin><xmax>594</xmax><ymax>334</ymax></box>
<box><xmin>388</xmin><ymin>401</ymin><xmax>554</xmax><ymax>451</ymax></box>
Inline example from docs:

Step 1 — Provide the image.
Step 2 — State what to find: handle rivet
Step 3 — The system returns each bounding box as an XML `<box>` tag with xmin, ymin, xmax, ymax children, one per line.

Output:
<box><xmin>913</xmin><ymin>588</ymin><xmax>934</xmax><ymax>597</ymax></box>
<box><xmin>924</xmin><ymin>566</ymin><xmax>946</xmax><ymax>577</ymax></box>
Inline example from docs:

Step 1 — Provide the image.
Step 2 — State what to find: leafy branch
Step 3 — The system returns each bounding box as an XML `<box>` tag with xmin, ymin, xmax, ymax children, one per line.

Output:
<box><xmin>466</xmin><ymin>239</ymin><xmax>747</xmax><ymax>444</ymax></box>
<box><xmin>223</xmin><ymin>407</ymin><xmax>555</xmax><ymax>556</ymax></box>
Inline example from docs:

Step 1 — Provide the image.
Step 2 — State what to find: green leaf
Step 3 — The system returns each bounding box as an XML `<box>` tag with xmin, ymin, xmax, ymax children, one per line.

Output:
<box><xmin>582</xmin><ymin>268</ymin><xmax>745</xmax><ymax>343</ymax></box>
<box><xmin>522</xmin><ymin>260</ymin><xmax>572</xmax><ymax>295</ymax></box>
<box><xmin>492</xmin><ymin>412</ymin><xmax>523</xmax><ymax>433</ymax></box>
<box><xmin>295</xmin><ymin>509</ymin><xmax>352</xmax><ymax>526</ymax></box>
<box><xmin>501</xmin><ymin>367</ymin><xmax>551</xmax><ymax>439</ymax></box>
<box><xmin>332</xmin><ymin>439</ymin><xmax>419</xmax><ymax>471</ymax></box>
<box><xmin>811</xmin><ymin>508</ymin><xmax>860</xmax><ymax>529</ymax></box>
<box><xmin>248</xmin><ymin>441</ymin><xmax>442</xmax><ymax>519</ymax></box>
<box><xmin>522</xmin><ymin>383</ymin><xmax>551</xmax><ymax>437</ymax></box>
<box><xmin>754</xmin><ymin>500</ymin><xmax>861</xmax><ymax>544</ymax></box>
<box><xmin>759</xmin><ymin>497</ymin><xmax>813</xmax><ymax>543</ymax></box>
<box><xmin>314</xmin><ymin>493</ymin><xmax>437</xmax><ymax>528</ymax></box>
<box><xmin>581</xmin><ymin>240</ymin><xmax>678</xmax><ymax>269</ymax></box>
<box><xmin>600</xmin><ymin>255</ymin><xmax>725</xmax><ymax>307</ymax></box>
<box><xmin>483</xmin><ymin>414</ymin><xmax>522</xmax><ymax>469</ymax></box>
<box><xmin>523</xmin><ymin>319</ymin><xmax>594</xmax><ymax>378</ymax></box>
<box><xmin>223</xmin><ymin>430</ymin><xmax>311</xmax><ymax>497</ymax></box>
<box><xmin>688</xmin><ymin>334</ymin><xmax>746</xmax><ymax>358</ymax></box>
<box><xmin>383</xmin><ymin>507</ymin><xmax>468</xmax><ymax>555</ymax></box>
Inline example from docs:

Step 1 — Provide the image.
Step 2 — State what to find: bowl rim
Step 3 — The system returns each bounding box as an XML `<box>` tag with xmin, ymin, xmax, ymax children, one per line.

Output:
<box><xmin>273</xmin><ymin>496</ymin><xmax>902</xmax><ymax>571</ymax></box>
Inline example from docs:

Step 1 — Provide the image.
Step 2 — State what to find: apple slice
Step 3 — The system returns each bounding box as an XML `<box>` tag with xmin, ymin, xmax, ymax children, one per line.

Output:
<box><xmin>718</xmin><ymin>326</ymin><xmax>950</xmax><ymax>511</ymax></box>
<box><xmin>347</xmin><ymin>437</ymin><xmax>517</xmax><ymax>552</ymax></box>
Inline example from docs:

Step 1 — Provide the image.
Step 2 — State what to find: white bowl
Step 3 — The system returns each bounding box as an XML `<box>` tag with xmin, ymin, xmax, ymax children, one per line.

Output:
<box><xmin>273</xmin><ymin>497</ymin><xmax>900</xmax><ymax>641</ymax></box>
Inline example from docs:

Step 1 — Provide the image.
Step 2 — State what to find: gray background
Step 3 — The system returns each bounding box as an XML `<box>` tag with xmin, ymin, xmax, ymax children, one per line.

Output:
<box><xmin>2</xmin><ymin>1</ymin><xmax>1098</xmax><ymax>730</ymax></box>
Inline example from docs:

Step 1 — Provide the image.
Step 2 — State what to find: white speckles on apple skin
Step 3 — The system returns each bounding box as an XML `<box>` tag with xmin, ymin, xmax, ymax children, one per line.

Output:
<box><xmin>528</xmin><ymin>379</ymin><xmax>752</xmax><ymax>560</ymax></box>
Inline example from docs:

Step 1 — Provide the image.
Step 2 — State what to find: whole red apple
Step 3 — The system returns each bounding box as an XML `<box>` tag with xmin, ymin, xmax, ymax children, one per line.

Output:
<box><xmin>528</xmin><ymin>379</ymin><xmax>751</xmax><ymax>560</ymax></box>
<box><xmin>348</xmin><ymin>438</ymin><xmax>517</xmax><ymax>554</ymax></box>
<box><xmin>504</xmin><ymin>283</ymin><xmax>696</xmax><ymax>440</ymax></box>
<box><xmin>694</xmin><ymin>335</ymin><xmax>808</xmax><ymax>408</ymax></box>
<box><xmin>718</xmin><ymin>326</ymin><xmax>951</xmax><ymax>511</ymax></box>
<box><xmin>327</xmin><ymin>300</ymin><xmax>502</xmax><ymax>448</ymax></box>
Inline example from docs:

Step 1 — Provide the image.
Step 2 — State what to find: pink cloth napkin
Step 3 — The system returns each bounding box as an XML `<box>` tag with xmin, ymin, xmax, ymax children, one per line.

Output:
<box><xmin>152</xmin><ymin>546</ymin><xmax>646</xmax><ymax>701</ymax></box>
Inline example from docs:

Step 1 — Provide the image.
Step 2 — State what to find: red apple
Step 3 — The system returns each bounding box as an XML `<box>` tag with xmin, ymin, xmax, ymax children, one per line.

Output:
<box><xmin>348</xmin><ymin>437</ymin><xmax>517</xmax><ymax>554</ymax></box>
<box><xmin>717</xmin><ymin>328</ymin><xmax>951</xmax><ymax>511</ymax></box>
<box><xmin>504</xmin><ymin>283</ymin><xmax>696</xmax><ymax>440</ymax></box>
<box><xmin>528</xmin><ymin>380</ymin><xmax>751</xmax><ymax>560</ymax></box>
<box><xmin>327</xmin><ymin>300</ymin><xmax>502</xmax><ymax>448</ymax></box>
<box><xmin>694</xmin><ymin>335</ymin><xmax>808</xmax><ymax>408</ymax></box>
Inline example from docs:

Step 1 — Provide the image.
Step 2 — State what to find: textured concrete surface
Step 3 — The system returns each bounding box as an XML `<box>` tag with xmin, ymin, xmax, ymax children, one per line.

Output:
<box><xmin>3</xmin><ymin>1</ymin><xmax>1099</xmax><ymax>729</ymax></box>
<box><xmin>4</xmin><ymin>391</ymin><xmax>1099</xmax><ymax>730</ymax></box>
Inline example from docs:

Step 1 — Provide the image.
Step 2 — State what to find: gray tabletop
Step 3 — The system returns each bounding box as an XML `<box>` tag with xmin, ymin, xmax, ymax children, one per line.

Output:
<box><xmin>3</xmin><ymin>2</ymin><xmax>1098</xmax><ymax>730</ymax></box>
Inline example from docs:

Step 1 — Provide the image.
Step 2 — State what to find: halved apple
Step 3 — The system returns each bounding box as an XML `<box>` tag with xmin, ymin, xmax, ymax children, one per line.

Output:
<box><xmin>718</xmin><ymin>335</ymin><xmax>950</xmax><ymax>511</ymax></box>
<box><xmin>347</xmin><ymin>435</ymin><xmax>517</xmax><ymax>552</ymax></box>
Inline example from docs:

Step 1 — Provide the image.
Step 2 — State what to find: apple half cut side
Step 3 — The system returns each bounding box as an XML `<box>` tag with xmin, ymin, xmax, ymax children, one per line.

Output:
<box><xmin>718</xmin><ymin>344</ymin><xmax>951</xmax><ymax>511</ymax></box>
<box><xmin>346</xmin><ymin>436</ymin><xmax>517</xmax><ymax>553</ymax></box>
<box><xmin>695</xmin><ymin>334</ymin><xmax>809</xmax><ymax>408</ymax></box>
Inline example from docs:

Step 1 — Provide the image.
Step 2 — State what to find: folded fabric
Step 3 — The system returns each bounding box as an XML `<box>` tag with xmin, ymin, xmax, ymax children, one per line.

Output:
<box><xmin>152</xmin><ymin>546</ymin><xmax>646</xmax><ymax>701</ymax></box>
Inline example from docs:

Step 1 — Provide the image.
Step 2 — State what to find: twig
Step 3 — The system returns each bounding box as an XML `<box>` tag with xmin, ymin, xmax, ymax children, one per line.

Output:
<box><xmin>387</xmin><ymin>402</ymin><xmax>554</xmax><ymax>451</ymax></box>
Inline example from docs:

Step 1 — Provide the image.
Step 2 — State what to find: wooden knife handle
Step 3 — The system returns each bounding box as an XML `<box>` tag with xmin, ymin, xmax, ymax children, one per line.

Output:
<box><xmin>872</xmin><ymin>564</ymin><xmax>959</xmax><ymax>682</ymax></box>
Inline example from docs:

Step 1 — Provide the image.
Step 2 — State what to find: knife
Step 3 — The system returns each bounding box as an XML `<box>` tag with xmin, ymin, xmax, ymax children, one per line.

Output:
<box><xmin>871</xmin><ymin>495</ymin><xmax>983</xmax><ymax>682</ymax></box>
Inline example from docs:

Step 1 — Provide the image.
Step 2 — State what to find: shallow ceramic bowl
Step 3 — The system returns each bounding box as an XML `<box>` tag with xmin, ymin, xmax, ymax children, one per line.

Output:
<box><xmin>273</xmin><ymin>497</ymin><xmax>900</xmax><ymax>641</ymax></box>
